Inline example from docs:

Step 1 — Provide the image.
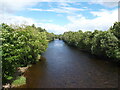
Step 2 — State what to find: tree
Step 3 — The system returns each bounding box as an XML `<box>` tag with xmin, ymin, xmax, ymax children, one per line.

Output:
<box><xmin>91</xmin><ymin>31</ymin><xmax>120</xmax><ymax>60</ymax></box>
<box><xmin>1</xmin><ymin>24</ymin><xmax>48</xmax><ymax>83</ymax></box>
<box><xmin>61</xmin><ymin>22</ymin><xmax>120</xmax><ymax>62</ymax></box>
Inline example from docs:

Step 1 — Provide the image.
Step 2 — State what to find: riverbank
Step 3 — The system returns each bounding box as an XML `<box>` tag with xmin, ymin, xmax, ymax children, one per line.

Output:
<box><xmin>2</xmin><ymin>65</ymin><xmax>31</xmax><ymax>88</ymax></box>
<box><xmin>2</xmin><ymin>55</ymin><xmax>44</xmax><ymax>89</ymax></box>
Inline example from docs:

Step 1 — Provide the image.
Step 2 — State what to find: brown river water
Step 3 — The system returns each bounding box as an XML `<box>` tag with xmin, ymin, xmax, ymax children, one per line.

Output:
<box><xmin>20</xmin><ymin>39</ymin><xmax>119</xmax><ymax>88</ymax></box>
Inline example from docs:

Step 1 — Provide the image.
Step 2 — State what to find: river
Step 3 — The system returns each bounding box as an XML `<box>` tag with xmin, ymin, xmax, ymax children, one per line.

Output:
<box><xmin>21</xmin><ymin>39</ymin><xmax>119</xmax><ymax>88</ymax></box>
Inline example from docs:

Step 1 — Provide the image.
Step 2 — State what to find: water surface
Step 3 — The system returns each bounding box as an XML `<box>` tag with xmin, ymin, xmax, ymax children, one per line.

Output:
<box><xmin>22</xmin><ymin>39</ymin><xmax>119</xmax><ymax>88</ymax></box>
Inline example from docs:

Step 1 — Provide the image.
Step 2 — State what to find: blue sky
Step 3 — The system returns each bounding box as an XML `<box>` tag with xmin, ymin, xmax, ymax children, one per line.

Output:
<box><xmin>0</xmin><ymin>0</ymin><xmax>118</xmax><ymax>34</ymax></box>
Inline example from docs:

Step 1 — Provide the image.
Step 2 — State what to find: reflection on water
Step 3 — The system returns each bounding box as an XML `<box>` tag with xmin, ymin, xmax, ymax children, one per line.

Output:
<box><xmin>21</xmin><ymin>39</ymin><xmax>119</xmax><ymax>88</ymax></box>
<box><xmin>53</xmin><ymin>43</ymin><xmax>63</xmax><ymax>47</ymax></box>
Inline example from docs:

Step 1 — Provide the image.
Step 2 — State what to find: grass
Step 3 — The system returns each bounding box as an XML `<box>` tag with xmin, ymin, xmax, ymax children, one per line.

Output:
<box><xmin>11</xmin><ymin>76</ymin><xmax>26</xmax><ymax>87</ymax></box>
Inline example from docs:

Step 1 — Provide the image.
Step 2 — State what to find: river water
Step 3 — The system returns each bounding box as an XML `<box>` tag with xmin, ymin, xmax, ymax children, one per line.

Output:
<box><xmin>22</xmin><ymin>39</ymin><xmax>119</xmax><ymax>88</ymax></box>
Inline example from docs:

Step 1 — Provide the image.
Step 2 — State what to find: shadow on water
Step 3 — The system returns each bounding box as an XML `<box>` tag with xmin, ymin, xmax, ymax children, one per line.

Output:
<box><xmin>20</xmin><ymin>39</ymin><xmax>119</xmax><ymax>88</ymax></box>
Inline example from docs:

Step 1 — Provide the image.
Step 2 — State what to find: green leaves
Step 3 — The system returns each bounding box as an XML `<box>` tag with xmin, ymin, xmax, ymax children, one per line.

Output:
<box><xmin>110</xmin><ymin>22</ymin><xmax>120</xmax><ymax>39</ymax></box>
<box><xmin>62</xmin><ymin>22</ymin><xmax>120</xmax><ymax>62</ymax></box>
<box><xmin>1</xmin><ymin>24</ymin><xmax>48</xmax><ymax>83</ymax></box>
<box><xmin>91</xmin><ymin>31</ymin><xmax>119</xmax><ymax>58</ymax></box>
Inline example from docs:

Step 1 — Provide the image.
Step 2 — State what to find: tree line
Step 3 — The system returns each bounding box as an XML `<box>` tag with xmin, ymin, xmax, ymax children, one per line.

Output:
<box><xmin>60</xmin><ymin>22</ymin><xmax>120</xmax><ymax>63</ymax></box>
<box><xmin>1</xmin><ymin>22</ymin><xmax>120</xmax><ymax>85</ymax></box>
<box><xmin>1</xmin><ymin>23</ymin><xmax>56</xmax><ymax>84</ymax></box>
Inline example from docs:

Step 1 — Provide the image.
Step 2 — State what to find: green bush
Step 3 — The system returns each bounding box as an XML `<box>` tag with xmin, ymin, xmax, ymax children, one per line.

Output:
<box><xmin>1</xmin><ymin>23</ymin><xmax>48</xmax><ymax>83</ymax></box>
<box><xmin>62</xmin><ymin>22</ymin><xmax>120</xmax><ymax>62</ymax></box>
<box><xmin>91</xmin><ymin>31</ymin><xmax>119</xmax><ymax>60</ymax></box>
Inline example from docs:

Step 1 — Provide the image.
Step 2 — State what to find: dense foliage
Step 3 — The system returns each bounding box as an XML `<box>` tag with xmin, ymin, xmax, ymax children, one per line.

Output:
<box><xmin>31</xmin><ymin>24</ymin><xmax>56</xmax><ymax>41</ymax></box>
<box><xmin>46</xmin><ymin>32</ymin><xmax>56</xmax><ymax>41</ymax></box>
<box><xmin>61</xmin><ymin>22</ymin><xmax>120</xmax><ymax>62</ymax></box>
<box><xmin>1</xmin><ymin>23</ymin><xmax>55</xmax><ymax>84</ymax></box>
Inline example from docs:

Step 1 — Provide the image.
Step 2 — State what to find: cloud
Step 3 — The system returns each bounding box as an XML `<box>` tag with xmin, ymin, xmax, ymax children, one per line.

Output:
<box><xmin>89</xmin><ymin>0</ymin><xmax>119</xmax><ymax>8</ymax></box>
<box><xmin>28</xmin><ymin>7</ymin><xmax>86</xmax><ymax>14</ymax></box>
<box><xmin>37</xmin><ymin>23</ymin><xmax>68</xmax><ymax>34</ymax></box>
<box><xmin>37</xmin><ymin>8</ymin><xmax>118</xmax><ymax>34</ymax></box>
<box><xmin>1</xmin><ymin>0</ymin><xmax>119</xmax><ymax>14</ymax></box>
<box><xmin>0</xmin><ymin>13</ymin><xmax>67</xmax><ymax>34</ymax></box>
<box><xmin>91</xmin><ymin>9</ymin><xmax>115</xmax><ymax>16</ymax></box>
<box><xmin>40</xmin><ymin>19</ymin><xmax>53</xmax><ymax>23</ymax></box>
<box><xmin>58</xmin><ymin>2</ymin><xmax>71</xmax><ymax>7</ymax></box>
<box><xmin>65</xmin><ymin>9</ymin><xmax>118</xmax><ymax>32</ymax></box>
<box><xmin>0</xmin><ymin>14</ymin><xmax>35</xmax><ymax>25</ymax></box>
<box><xmin>0</xmin><ymin>8</ymin><xmax>118</xmax><ymax>34</ymax></box>
<box><xmin>0</xmin><ymin>0</ymin><xmax>38</xmax><ymax>13</ymax></box>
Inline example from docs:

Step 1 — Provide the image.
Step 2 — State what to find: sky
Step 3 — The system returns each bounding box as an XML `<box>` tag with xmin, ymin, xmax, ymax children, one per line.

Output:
<box><xmin>0</xmin><ymin>0</ymin><xmax>119</xmax><ymax>34</ymax></box>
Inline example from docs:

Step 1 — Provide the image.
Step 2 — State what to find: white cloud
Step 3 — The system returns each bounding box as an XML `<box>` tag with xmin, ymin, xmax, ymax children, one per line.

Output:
<box><xmin>0</xmin><ymin>13</ymin><xmax>67</xmax><ymax>34</ymax></box>
<box><xmin>61</xmin><ymin>7</ymin><xmax>85</xmax><ymax>11</ymax></box>
<box><xmin>91</xmin><ymin>9</ymin><xmax>115</xmax><ymax>17</ymax></box>
<box><xmin>0</xmin><ymin>8</ymin><xmax>118</xmax><ymax>34</ymax></box>
<box><xmin>28</xmin><ymin>7</ymin><xmax>86</xmax><ymax>14</ymax></box>
<box><xmin>57</xmin><ymin>2</ymin><xmax>71</xmax><ymax>7</ymax></box>
<box><xmin>1</xmin><ymin>0</ymin><xmax>118</xmax><ymax>14</ymax></box>
<box><xmin>0</xmin><ymin>14</ymin><xmax>35</xmax><ymax>25</ymax></box>
<box><xmin>91</xmin><ymin>2</ymin><xmax>118</xmax><ymax>8</ymax></box>
<box><xmin>37</xmin><ymin>9</ymin><xmax>118</xmax><ymax>34</ymax></box>
<box><xmin>89</xmin><ymin>0</ymin><xmax>119</xmax><ymax>8</ymax></box>
<box><xmin>65</xmin><ymin>9</ymin><xmax>118</xmax><ymax>32</ymax></box>
<box><xmin>37</xmin><ymin>23</ymin><xmax>68</xmax><ymax>34</ymax></box>
<box><xmin>0</xmin><ymin>0</ymin><xmax>38</xmax><ymax>13</ymax></box>
<box><xmin>40</xmin><ymin>19</ymin><xmax>53</xmax><ymax>23</ymax></box>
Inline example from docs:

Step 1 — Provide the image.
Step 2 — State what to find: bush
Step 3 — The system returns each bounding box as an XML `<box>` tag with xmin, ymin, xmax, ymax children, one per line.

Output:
<box><xmin>1</xmin><ymin>23</ymin><xmax>48</xmax><ymax>83</ymax></box>
<box><xmin>61</xmin><ymin>22</ymin><xmax>120</xmax><ymax>63</ymax></box>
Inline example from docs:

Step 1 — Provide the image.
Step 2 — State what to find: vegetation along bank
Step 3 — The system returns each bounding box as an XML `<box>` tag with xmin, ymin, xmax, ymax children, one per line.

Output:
<box><xmin>1</xmin><ymin>23</ymin><xmax>56</xmax><ymax>88</ymax></box>
<box><xmin>60</xmin><ymin>22</ymin><xmax>120</xmax><ymax>63</ymax></box>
